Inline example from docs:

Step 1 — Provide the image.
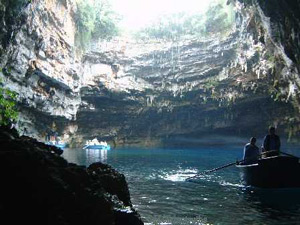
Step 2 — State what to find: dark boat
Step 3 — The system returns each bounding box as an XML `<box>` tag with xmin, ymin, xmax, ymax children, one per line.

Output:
<box><xmin>236</xmin><ymin>155</ymin><xmax>300</xmax><ymax>188</ymax></box>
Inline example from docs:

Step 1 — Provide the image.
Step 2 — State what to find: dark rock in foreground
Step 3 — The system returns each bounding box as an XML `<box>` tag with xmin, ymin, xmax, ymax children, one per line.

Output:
<box><xmin>0</xmin><ymin>126</ymin><xmax>144</xmax><ymax>225</ymax></box>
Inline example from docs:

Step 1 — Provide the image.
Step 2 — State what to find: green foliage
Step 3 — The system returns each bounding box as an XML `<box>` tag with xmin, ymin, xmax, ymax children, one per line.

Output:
<box><xmin>134</xmin><ymin>0</ymin><xmax>235</xmax><ymax>41</ymax></box>
<box><xmin>74</xmin><ymin>1</ymin><xmax>96</xmax><ymax>49</ymax></box>
<box><xmin>92</xmin><ymin>1</ymin><xmax>120</xmax><ymax>40</ymax></box>
<box><xmin>0</xmin><ymin>78</ymin><xmax>18</xmax><ymax>126</ymax></box>
<box><xmin>203</xmin><ymin>79</ymin><xmax>220</xmax><ymax>89</ymax></box>
<box><xmin>204</xmin><ymin>1</ymin><xmax>234</xmax><ymax>34</ymax></box>
<box><xmin>74</xmin><ymin>0</ymin><xmax>120</xmax><ymax>51</ymax></box>
<box><xmin>134</xmin><ymin>12</ymin><xmax>206</xmax><ymax>41</ymax></box>
<box><xmin>274</xmin><ymin>92</ymin><xmax>282</xmax><ymax>102</ymax></box>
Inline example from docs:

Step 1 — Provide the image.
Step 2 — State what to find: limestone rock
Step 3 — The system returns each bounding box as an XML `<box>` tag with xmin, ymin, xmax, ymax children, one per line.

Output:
<box><xmin>0</xmin><ymin>126</ymin><xmax>144</xmax><ymax>225</ymax></box>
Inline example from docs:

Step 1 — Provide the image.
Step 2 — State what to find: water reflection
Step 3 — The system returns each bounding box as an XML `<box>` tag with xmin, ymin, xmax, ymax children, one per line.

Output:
<box><xmin>241</xmin><ymin>187</ymin><xmax>300</xmax><ymax>223</ymax></box>
<box><xmin>243</xmin><ymin>187</ymin><xmax>300</xmax><ymax>207</ymax></box>
<box><xmin>85</xmin><ymin>149</ymin><xmax>108</xmax><ymax>163</ymax></box>
<box><xmin>62</xmin><ymin>147</ymin><xmax>300</xmax><ymax>224</ymax></box>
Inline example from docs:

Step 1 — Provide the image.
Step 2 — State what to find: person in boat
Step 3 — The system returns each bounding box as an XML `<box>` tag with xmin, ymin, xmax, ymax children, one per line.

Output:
<box><xmin>45</xmin><ymin>133</ymin><xmax>50</xmax><ymax>142</ymax></box>
<box><xmin>243</xmin><ymin>137</ymin><xmax>260</xmax><ymax>164</ymax></box>
<box><xmin>8</xmin><ymin>118</ymin><xmax>16</xmax><ymax>129</ymax></box>
<box><xmin>262</xmin><ymin>127</ymin><xmax>280</xmax><ymax>157</ymax></box>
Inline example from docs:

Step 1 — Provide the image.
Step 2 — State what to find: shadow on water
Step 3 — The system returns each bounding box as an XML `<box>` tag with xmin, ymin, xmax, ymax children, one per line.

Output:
<box><xmin>63</xmin><ymin>146</ymin><xmax>300</xmax><ymax>224</ymax></box>
<box><xmin>241</xmin><ymin>187</ymin><xmax>300</xmax><ymax>222</ymax></box>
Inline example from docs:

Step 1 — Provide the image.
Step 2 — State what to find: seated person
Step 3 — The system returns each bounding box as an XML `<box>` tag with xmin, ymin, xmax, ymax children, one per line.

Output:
<box><xmin>243</xmin><ymin>137</ymin><xmax>260</xmax><ymax>164</ymax></box>
<box><xmin>262</xmin><ymin>127</ymin><xmax>281</xmax><ymax>157</ymax></box>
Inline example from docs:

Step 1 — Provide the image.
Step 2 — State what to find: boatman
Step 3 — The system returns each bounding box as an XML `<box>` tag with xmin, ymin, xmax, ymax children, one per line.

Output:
<box><xmin>243</xmin><ymin>137</ymin><xmax>260</xmax><ymax>164</ymax></box>
<box><xmin>262</xmin><ymin>127</ymin><xmax>281</xmax><ymax>157</ymax></box>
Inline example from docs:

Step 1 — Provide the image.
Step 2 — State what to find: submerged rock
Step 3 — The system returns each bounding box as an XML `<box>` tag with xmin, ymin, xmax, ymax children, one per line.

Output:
<box><xmin>0</xmin><ymin>126</ymin><xmax>143</xmax><ymax>225</ymax></box>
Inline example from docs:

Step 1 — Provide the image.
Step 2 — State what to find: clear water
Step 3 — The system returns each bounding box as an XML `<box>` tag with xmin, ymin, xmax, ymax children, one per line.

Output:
<box><xmin>62</xmin><ymin>145</ymin><xmax>300</xmax><ymax>225</ymax></box>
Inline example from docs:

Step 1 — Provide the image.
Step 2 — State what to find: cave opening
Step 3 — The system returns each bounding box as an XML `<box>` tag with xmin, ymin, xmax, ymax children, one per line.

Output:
<box><xmin>1</xmin><ymin>1</ymin><xmax>300</xmax><ymax>224</ymax></box>
<box><xmin>73</xmin><ymin>0</ymin><xmax>281</xmax><ymax>146</ymax></box>
<box><xmin>76</xmin><ymin>0</ymin><xmax>236</xmax><ymax>49</ymax></box>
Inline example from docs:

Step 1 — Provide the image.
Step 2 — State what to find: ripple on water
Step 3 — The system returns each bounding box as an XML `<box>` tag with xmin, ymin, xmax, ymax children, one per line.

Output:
<box><xmin>143</xmin><ymin>214</ymin><xmax>209</xmax><ymax>225</ymax></box>
<box><xmin>62</xmin><ymin>147</ymin><xmax>300</xmax><ymax>225</ymax></box>
<box><xmin>157</xmin><ymin>168</ymin><xmax>199</xmax><ymax>182</ymax></box>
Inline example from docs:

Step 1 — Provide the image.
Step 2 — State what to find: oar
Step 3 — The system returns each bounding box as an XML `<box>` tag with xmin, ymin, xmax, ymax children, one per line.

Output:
<box><xmin>186</xmin><ymin>150</ymin><xmax>278</xmax><ymax>181</ymax></box>
<box><xmin>280</xmin><ymin>151</ymin><xmax>300</xmax><ymax>159</ymax></box>
<box><xmin>186</xmin><ymin>160</ymin><xmax>241</xmax><ymax>181</ymax></box>
<box><xmin>198</xmin><ymin>161</ymin><xmax>238</xmax><ymax>174</ymax></box>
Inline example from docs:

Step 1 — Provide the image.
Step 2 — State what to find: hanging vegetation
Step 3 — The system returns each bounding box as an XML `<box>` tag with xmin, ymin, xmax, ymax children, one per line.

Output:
<box><xmin>74</xmin><ymin>0</ymin><xmax>121</xmax><ymax>51</ymax></box>
<box><xmin>0</xmin><ymin>78</ymin><xmax>18</xmax><ymax>126</ymax></box>
<box><xmin>134</xmin><ymin>0</ymin><xmax>235</xmax><ymax>41</ymax></box>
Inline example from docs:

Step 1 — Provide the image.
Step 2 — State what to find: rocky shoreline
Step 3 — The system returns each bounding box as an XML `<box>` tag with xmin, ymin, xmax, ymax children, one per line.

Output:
<box><xmin>0</xmin><ymin>126</ymin><xmax>144</xmax><ymax>225</ymax></box>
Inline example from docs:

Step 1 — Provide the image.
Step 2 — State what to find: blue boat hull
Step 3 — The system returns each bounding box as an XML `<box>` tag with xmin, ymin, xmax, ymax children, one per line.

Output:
<box><xmin>46</xmin><ymin>142</ymin><xmax>66</xmax><ymax>150</ymax></box>
<box><xmin>55</xmin><ymin>144</ymin><xmax>66</xmax><ymax>149</ymax></box>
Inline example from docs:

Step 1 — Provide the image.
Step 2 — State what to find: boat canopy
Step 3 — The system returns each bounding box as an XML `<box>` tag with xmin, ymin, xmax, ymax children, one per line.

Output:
<box><xmin>86</xmin><ymin>138</ymin><xmax>108</xmax><ymax>146</ymax></box>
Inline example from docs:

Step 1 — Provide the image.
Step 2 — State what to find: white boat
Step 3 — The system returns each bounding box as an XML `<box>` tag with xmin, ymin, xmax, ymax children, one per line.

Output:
<box><xmin>83</xmin><ymin>138</ymin><xmax>111</xmax><ymax>150</ymax></box>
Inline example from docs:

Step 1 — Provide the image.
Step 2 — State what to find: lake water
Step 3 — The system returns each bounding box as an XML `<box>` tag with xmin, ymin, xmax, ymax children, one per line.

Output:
<box><xmin>62</xmin><ymin>144</ymin><xmax>300</xmax><ymax>225</ymax></box>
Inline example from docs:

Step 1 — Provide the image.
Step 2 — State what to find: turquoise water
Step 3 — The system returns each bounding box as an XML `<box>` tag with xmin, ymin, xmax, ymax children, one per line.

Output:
<box><xmin>62</xmin><ymin>145</ymin><xmax>300</xmax><ymax>225</ymax></box>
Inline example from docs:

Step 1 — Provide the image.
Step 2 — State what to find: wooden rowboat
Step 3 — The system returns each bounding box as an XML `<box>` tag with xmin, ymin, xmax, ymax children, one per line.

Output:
<box><xmin>236</xmin><ymin>155</ymin><xmax>300</xmax><ymax>188</ymax></box>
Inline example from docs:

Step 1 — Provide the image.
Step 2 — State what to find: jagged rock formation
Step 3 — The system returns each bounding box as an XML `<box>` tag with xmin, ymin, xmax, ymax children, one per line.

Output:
<box><xmin>0</xmin><ymin>126</ymin><xmax>143</xmax><ymax>225</ymax></box>
<box><xmin>76</xmin><ymin>0</ymin><xmax>300</xmax><ymax>145</ymax></box>
<box><xmin>0</xmin><ymin>0</ymin><xmax>299</xmax><ymax>146</ymax></box>
<box><xmin>0</xmin><ymin>0</ymin><xmax>82</xmax><ymax>139</ymax></box>
<box><xmin>233</xmin><ymin>0</ymin><xmax>300</xmax><ymax>140</ymax></box>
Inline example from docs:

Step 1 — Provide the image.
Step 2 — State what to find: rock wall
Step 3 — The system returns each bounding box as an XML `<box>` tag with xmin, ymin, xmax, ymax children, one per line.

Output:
<box><xmin>75</xmin><ymin>1</ymin><xmax>300</xmax><ymax>146</ymax></box>
<box><xmin>0</xmin><ymin>0</ymin><xmax>299</xmax><ymax>146</ymax></box>
<box><xmin>0</xmin><ymin>0</ymin><xmax>82</xmax><ymax>139</ymax></box>
<box><xmin>234</xmin><ymin>0</ymin><xmax>300</xmax><ymax>140</ymax></box>
<box><xmin>0</xmin><ymin>126</ymin><xmax>143</xmax><ymax>225</ymax></box>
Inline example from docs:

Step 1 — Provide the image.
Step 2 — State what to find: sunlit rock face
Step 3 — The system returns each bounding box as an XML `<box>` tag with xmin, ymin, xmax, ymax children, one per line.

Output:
<box><xmin>0</xmin><ymin>0</ymin><xmax>81</xmax><ymax>139</ymax></box>
<box><xmin>0</xmin><ymin>0</ymin><xmax>300</xmax><ymax>146</ymax></box>
<box><xmin>237</xmin><ymin>0</ymin><xmax>300</xmax><ymax>70</ymax></box>
<box><xmin>75</xmin><ymin>0</ymin><xmax>300</xmax><ymax>145</ymax></box>
<box><xmin>233</xmin><ymin>0</ymin><xmax>300</xmax><ymax>139</ymax></box>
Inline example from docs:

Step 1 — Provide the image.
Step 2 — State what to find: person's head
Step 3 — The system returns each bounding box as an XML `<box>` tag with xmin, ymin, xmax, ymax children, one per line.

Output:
<box><xmin>250</xmin><ymin>137</ymin><xmax>256</xmax><ymax>145</ymax></box>
<box><xmin>269</xmin><ymin>127</ymin><xmax>276</xmax><ymax>135</ymax></box>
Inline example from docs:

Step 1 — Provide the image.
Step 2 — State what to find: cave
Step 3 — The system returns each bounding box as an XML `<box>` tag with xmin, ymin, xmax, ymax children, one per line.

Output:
<box><xmin>1</xmin><ymin>0</ymin><xmax>300</xmax><ymax>224</ymax></box>
<box><xmin>1</xmin><ymin>0</ymin><xmax>300</xmax><ymax>147</ymax></box>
